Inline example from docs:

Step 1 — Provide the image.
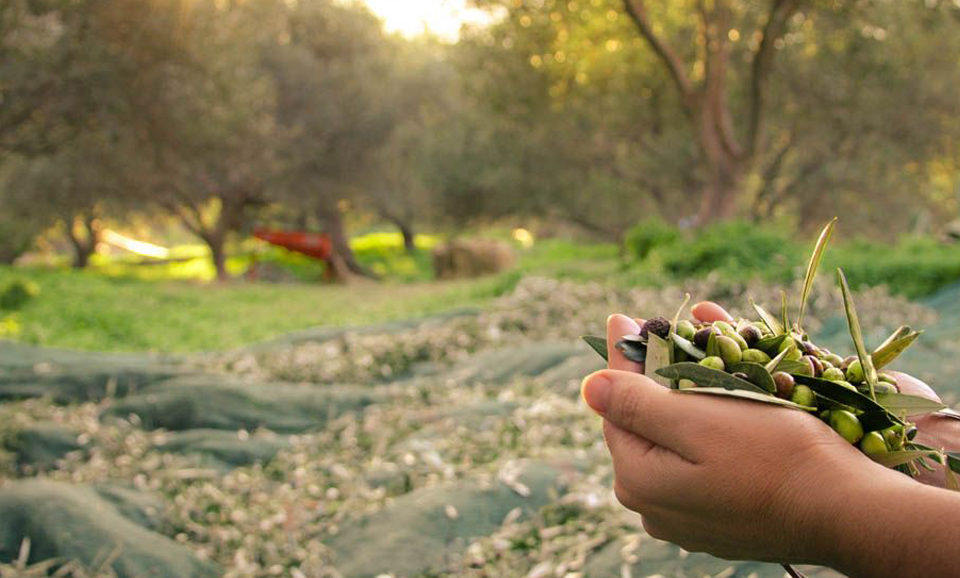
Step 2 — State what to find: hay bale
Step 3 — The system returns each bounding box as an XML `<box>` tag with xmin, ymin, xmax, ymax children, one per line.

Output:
<box><xmin>0</xmin><ymin>480</ymin><xmax>220</xmax><ymax>577</ymax></box>
<box><xmin>432</xmin><ymin>239</ymin><xmax>514</xmax><ymax>279</ymax></box>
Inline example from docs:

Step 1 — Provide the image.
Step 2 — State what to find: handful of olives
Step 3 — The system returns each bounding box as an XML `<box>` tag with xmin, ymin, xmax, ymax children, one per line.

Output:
<box><xmin>616</xmin><ymin>313</ymin><xmax>923</xmax><ymax>459</ymax></box>
<box><xmin>582</xmin><ymin>219</ymin><xmax>960</xmax><ymax>485</ymax></box>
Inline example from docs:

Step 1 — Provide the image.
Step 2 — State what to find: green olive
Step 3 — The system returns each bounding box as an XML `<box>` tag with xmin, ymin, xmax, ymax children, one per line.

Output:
<box><xmin>825</xmin><ymin>353</ymin><xmax>845</xmax><ymax>367</ymax></box>
<box><xmin>872</xmin><ymin>381</ymin><xmax>897</xmax><ymax>394</ymax></box>
<box><xmin>792</xmin><ymin>356</ymin><xmax>815</xmax><ymax>377</ymax></box>
<box><xmin>822</xmin><ymin>367</ymin><xmax>846</xmax><ymax>382</ymax></box>
<box><xmin>713</xmin><ymin>321</ymin><xmax>735</xmax><ymax>336</ymax></box>
<box><xmin>741</xmin><ymin>349</ymin><xmax>771</xmax><ymax>364</ymax></box>
<box><xmin>716</xmin><ymin>335</ymin><xmax>743</xmax><ymax>365</ymax></box>
<box><xmin>881</xmin><ymin>425</ymin><xmax>904</xmax><ymax>450</ymax></box>
<box><xmin>676</xmin><ymin>320</ymin><xmax>697</xmax><ymax>341</ymax></box>
<box><xmin>790</xmin><ymin>384</ymin><xmax>816</xmax><ymax>407</ymax></box>
<box><xmin>859</xmin><ymin>431</ymin><xmax>888</xmax><ymax>456</ymax></box>
<box><xmin>699</xmin><ymin>356</ymin><xmax>726</xmax><ymax>371</ymax></box>
<box><xmin>783</xmin><ymin>347</ymin><xmax>804</xmax><ymax>362</ymax></box>
<box><xmin>834</xmin><ymin>380</ymin><xmax>857</xmax><ymax>392</ymax></box>
<box><xmin>778</xmin><ymin>337</ymin><xmax>797</xmax><ymax>354</ymax></box>
<box><xmin>846</xmin><ymin>359</ymin><xmax>865</xmax><ymax>383</ymax></box>
<box><xmin>829</xmin><ymin>410</ymin><xmax>864</xmax><ymax>444</ymax></box>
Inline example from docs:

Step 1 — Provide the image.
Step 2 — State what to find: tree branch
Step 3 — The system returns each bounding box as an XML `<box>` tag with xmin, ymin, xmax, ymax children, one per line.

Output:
<box><xmin>747</xmin><ymin>0</ymin><xmax>802</xmax><ymax>157</ymax></box>
<box><xmin>623</xmin><ymin>0</ymin><xmax>696</xmax><ymax>112</ymax></box>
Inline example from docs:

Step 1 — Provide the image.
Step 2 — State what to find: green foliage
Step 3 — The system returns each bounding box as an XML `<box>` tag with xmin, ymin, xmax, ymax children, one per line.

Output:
<box><xmin>624</xmin><ymin>218</ymin><xmax>680</xmax><ymax>260</ymax></box>
<box><xmin>0</xmin><ymin>279</ymin><xmax>39</xmax><ymax>311</ymax></box>
<box><xmin>658</xmin><ymin>221</ymin><xmax>802</xmax><ymax>283</ymax></box>
<box><xmin>827</xmin><ymin>237</ymin><xmax>960</xmax><ymax>299</ymax></box>
<box><xmin>351</xmin><ymin>232</ymin><xmax>439</xmax><ymax>282</ymax></box>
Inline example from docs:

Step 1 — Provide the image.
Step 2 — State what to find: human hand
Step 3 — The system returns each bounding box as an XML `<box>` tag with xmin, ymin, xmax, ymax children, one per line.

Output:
<box><xmin>584</xmin><ymin>305</ymin><xmax>911</xmax><ymax>564</ymax></box>
<box><xmin>605</xmin><ymin>300</ymin><xmax>960</xmax><ymax>488</ymax></box>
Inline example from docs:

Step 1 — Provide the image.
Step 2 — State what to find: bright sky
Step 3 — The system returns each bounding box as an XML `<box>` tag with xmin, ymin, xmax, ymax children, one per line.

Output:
<box><xmin>359</xmin><ymin>0</ymin><xmax>494</xmax><ymax>41</ymax></box>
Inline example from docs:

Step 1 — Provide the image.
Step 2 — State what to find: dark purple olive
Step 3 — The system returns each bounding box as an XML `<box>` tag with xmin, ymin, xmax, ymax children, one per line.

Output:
<box><xmin>773</xmin><ymin>371</ymin><xmax>795</xmax><ymax>399</ymax></box>
<box><xmin>694</xmin><ymin>326</ymin><xmax>720</xmax><ymax>350</ymax></box>
<box><xmin>738</xmin><ymin>325</ymin><xmax>762</xmax><ymax>348</ymax></box>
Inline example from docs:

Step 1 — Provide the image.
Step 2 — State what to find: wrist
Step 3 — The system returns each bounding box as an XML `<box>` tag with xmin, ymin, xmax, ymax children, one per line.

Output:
<box><xmin>813</xmin><ymin>465</ymin><xmax>931</xmax><ymax>577</ymax></box>
<box><xmin>793</xmin><ymin>459</ymin><xmax>909</xmax><ymax>571</ymax></box>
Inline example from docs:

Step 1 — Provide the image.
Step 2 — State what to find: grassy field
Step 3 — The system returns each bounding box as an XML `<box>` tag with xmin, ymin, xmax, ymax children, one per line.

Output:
<box><xmin>5</xmin><ymin>224</ymin><xmax>960</xmax><ymax>353</ymax></box>
<box><xmin>0</xmin><ymin>268</ymin><xmax>520</xmax><ymax>352</ymax></box>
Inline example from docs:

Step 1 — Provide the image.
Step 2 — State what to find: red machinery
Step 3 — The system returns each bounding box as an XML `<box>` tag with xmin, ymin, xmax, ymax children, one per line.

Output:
<box><xmin>252</xmin><ymin>228</ymin><xmax>333</xmax><ymax>261</ymax></box>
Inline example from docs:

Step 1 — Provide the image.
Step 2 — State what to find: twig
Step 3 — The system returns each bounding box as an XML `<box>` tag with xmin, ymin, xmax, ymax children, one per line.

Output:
<box><xmin>782</xmin><ymin>563</ymin><xmax>807</xmax><ymax>578</ymax></box>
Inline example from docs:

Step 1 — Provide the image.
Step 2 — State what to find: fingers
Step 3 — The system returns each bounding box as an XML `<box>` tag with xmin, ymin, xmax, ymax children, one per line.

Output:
<box><xmin>607</xmin><ymin>314</ymin><xmax>643</xmax><ymax>373</ymax></box>
<box><xmin>886</xmin><ymin>371</ymin><xmax>941</xmax><ymax>402</ymax></box>
<box><xmin>582</xmin><ymin>369</ymin><xmax>703</xmax><ymax>459</ymax></box>
<box><xmin>603</xmin><ymin>420</ymin><xmax>690</xmax><ymax>506</ymax></box>
<box><xmin>691</xmin><ymin>301</ymin><xmax>734</xmax><ymax>323</ymax></box>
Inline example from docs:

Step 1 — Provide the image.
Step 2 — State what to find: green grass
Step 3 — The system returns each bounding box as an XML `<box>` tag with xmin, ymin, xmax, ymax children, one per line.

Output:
<box><xmin>8</xmin><ymin>224</ymin><xmax>960</xmax><ymax>354</ymax></box>
<box><xmin>0</xmin><ymin>267</ymin><xmax>511</xmax><ymax>353</ymax></box>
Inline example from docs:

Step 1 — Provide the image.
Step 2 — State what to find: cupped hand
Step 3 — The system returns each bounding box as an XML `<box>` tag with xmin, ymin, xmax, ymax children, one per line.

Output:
<box><xmin>586</xmin><ymin>303</ymin><xmax>913</xmax><ymax>564</ymax></box>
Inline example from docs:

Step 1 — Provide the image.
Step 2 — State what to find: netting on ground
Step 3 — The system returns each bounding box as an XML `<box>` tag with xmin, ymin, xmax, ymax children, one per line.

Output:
<box><xmin>1</xmin><ymin>277</ymin><xmax>956</xmax><ymax>577</ymax></box>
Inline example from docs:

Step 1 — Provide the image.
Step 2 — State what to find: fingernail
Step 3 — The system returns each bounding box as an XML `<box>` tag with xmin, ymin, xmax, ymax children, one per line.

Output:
<box><xmin>581</xmin><ymin>372</ymin><xmax>612</xmax><ymax>414</ymax></box>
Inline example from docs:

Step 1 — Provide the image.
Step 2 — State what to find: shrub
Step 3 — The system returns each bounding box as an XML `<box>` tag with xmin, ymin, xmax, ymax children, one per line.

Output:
<box><xmin>829</xmin><ymin>236</ymin><xmax>960</xmax><ymax>299</ymax></box>
<box><xmin>0</xmin><ymin>279</ymin><xmax>39</xmax><ymax>311</ymax></box>
<box><xmin>624</xmin><ymin>218</ymin><xmax>680</xmax><ymax>260</ymax></box>
<box><xmin>659</xmin><ymin>220</ymin><xmax>802</xmax><ymax>283</ymax></box>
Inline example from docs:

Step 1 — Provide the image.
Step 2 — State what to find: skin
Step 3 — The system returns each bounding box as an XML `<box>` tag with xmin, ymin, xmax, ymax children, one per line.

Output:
<box><xmin>584</xmin><ymin>304</ymin><xmax>960</xmax><ymax>577</ymax></box>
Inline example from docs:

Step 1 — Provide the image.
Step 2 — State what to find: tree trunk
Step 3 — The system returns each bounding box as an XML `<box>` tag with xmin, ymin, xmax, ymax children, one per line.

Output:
<box><xmin>319</xmin><ymin>205</ymin><xmax>376</xmax><ymax>280</ymax></box>
<box><xmin>66</xmin><ymin>215</ymin><xmax>99</xmax><ymax>270</ymax></box>
<box><xmin>400</xmin><ymin>223</ymin><xmax>416</xmax><ymax>253</ymax></box>
<box><xmin>384</xmin><ymin>214</ymin><xmax>416</xmax><ymax>253</ymax></box>
<box><xmin>694</xmin><ymin>89</ymin><xmax>743</xmax><ymax>224</ymax></box>
<box><xmin>205</xmin><ymin>232</ymin><xmax>229</xmax><ymax>281</ymax></box>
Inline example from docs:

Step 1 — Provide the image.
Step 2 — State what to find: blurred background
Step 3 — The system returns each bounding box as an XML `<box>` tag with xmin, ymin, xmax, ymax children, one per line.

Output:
<box><xmin>0</xmin><ymin>0</ymin><xmax>958</xmax><ymax>576</ymax></box>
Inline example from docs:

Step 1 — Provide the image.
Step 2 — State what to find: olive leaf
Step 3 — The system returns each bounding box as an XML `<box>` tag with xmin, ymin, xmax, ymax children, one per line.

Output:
<box><xmin>645</xmin><ymin>333</ymin><xmax>674</xmax><ymax>388</ymax></box>
<box><xmin>677</xmin><ymin>387</ymin><xmax>815</xmax><ymax>411</ymax></box>
<box><xmin>751</xmin><ymin>298</ymin><xmax>784</xmax><ymax>336</ymax></box>
<box><xmin>947</xmin><ymin>452</ymin><xmax>960</xmax><ymax>475</ymax></box>
<box><xmin>945</xmin><ymin>465</ymin><xmax>959</xmax><ymax>492</ymax></box>
<box><xmin>671</xmin><ymin>293</ymin><xmax>691</xmax><ymax>332</ymax></box>
<box><xmin>615</xmin><ymin>339</ymin><xmax>647</xmax><ymax>364</ymax></box>
<box><xmin>907</xmin><ymin>444</ymin><xmax>960</xmax><ymax>475</ymax></box>
<box><xmin>706</xmin><ymin>330</ymin><xmax>720</xmax><ymax>358</ymax></box>
<box><xmin>780</xmin><ymin>290</ymin><xmax>790</xmax><ymax>336</ymax></box>
<box><xmin>672</xmin><ymin>333</ymin><xmax>706</xmax><ymax>360</ymax></box>
<box><xmin>797</xmin><ymin>218</ymin><xmax>836</xmax><ymax>334</ymax></box>
<box><xmin>727</xmin><ymin>362</ymin><xmax>777</xmax><ymax>393</ymax></box>
<box><xmin>582</xmin><ymin>336</ymin><xmax>608</xmax><ymax>361</ymax></box>
<box><xmin>869</xmin><ymin>449</ymin><xmax>941</xmax><ymax>469</ymax></box>
<box><xmin>756</xmin><ymin>334</ymin><xmax>788</xmax><ymax>355</ymax></box>
<box><xmin>859</xmin><ymin>411</ymin><xmax>903</xmax><ymax>432</ymax></box>
<box><xmin>655</xmin><ymin>362</ymin><xmax>769</xmax><ymax>395</ymax></box>
<box><xmin>871</xmin><ymin>327</ymin><xmax>922</xmax><ymax>369</ymax></box>
<box><xmin>777</xmin><ymin>360</ymin><xmax>814</xmax><ymax>375</ymax></box>
<box><xmin>793</xmin><ymin>375</ymin><xmax>902</xmax><ymax>428</ymax></box>
<box><xmin>874</xmin><ymin>392</ymin><xmax>947</xmax><ymax>416</ymax></box>
<box><xmin>837</xmin><ymin>268</ymin><xmax>880</xmax><ymax>399</ymax></box>
<box><xmin>935</xmin><ymin>408</ymin><xmax>960</xmax><ymax>421</ymax></box>
<box><xmin>764</xmin><ymin>346</ymin><xmax>792</xmax><ymax>373</ymax></box>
